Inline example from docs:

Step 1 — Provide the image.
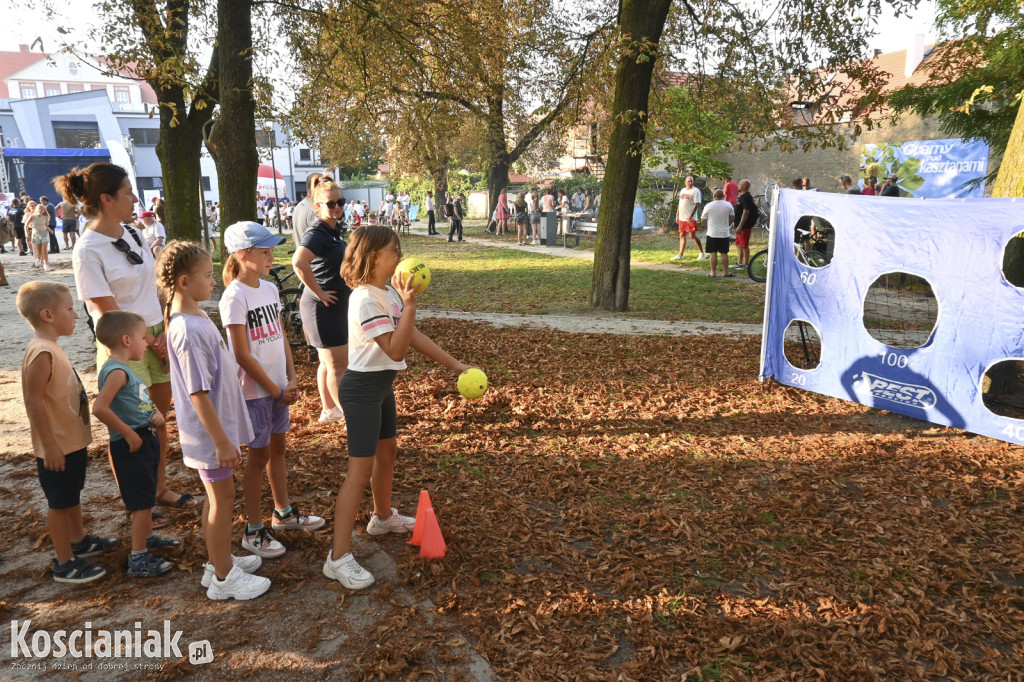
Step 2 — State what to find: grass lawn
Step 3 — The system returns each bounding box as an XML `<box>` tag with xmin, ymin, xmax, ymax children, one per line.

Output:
<box><xmin>210</xmin><ymin>224</ymin><xmax>767</xmax><ymax>323</ymax></box>
<box><xmin>401</xmin><ymin>228</ymin><xmax>766</xmax><ymax>323</ymax></box>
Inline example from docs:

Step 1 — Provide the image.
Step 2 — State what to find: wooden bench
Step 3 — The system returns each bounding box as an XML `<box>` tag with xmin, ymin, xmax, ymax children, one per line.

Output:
<box><xmin>562</xmin><ymin>220</ymin><xmax>598</xmax><ymax>247</ymax></box>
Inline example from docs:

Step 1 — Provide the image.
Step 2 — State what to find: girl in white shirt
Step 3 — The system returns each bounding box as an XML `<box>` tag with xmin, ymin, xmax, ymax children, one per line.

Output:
<box><xmin>321</xmin><ymin>225</ymin><xmax>473</xmax><ymax>590</ymax></box>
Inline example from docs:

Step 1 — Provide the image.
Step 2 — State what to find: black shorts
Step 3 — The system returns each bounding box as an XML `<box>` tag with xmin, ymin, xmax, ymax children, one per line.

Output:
<box><xmin>62</xmin><ymin>219</ymin><xmax>79</xmax><ymax>234</ymax></box>
<box><xmin>705</xmin><ymin>236</ymin><xmax>731</xmax><ymax>254</ymax></box>
<box><xmin>110</xmin><ymin>427</ymin><xmax>160</xmax><ymax>511</ymax></box>
<box><xmin>36</xmin><ymin>447</ymin><xmax>88</xmax><ymax>510</ymax></box>
<box><xmin>339</xmin><ymin>369</ymin><xmax>398</xmax><ymax>457</ymax></box>
<box><xmin>515</xmin><ymin>215</ymin><xmax>530</xmax><ymax>225</ymax></box>
<box><xmin>14</xmin><ymin>224</ymin><xmax>26</xmax><ymax>241</ymax></box>
<box><xmin>299</xmin><ymin>292</ymin><xmax>349</xmax><ymax>348</ymax></box>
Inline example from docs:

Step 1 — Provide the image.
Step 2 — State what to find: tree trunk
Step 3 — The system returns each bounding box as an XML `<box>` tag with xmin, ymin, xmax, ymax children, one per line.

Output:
<box><xmin>590</xmin><ymin>0</ymin><xmax>673</xmax><ymax>311</ymax></box>
<box><xmin>207</xmin><ymin>0</ymin><xmax>258</xmax><ymax>256</ymax></box>
<box><xmin>155</xmin><ymin>95</ymin><xmax>206</xmax><ymax>242</ymax></box>
<box><xmin>429</xmin><ymin>165</ymin><xmax>448</xmax><ymax>204</ymax></box>
<box><xmin>986</xmin><ymin>96</ymin><xmax>1024</xmax><ymax>394</ymax></box>
<box><xmin>487</xmin><ymin>161</ymin><xmax>510</xmax><ymax>222</ymax></box>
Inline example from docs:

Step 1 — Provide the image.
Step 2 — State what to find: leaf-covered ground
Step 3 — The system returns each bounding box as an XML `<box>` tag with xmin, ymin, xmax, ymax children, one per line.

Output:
<box><xmin>2</xmin><ymin>320</ymin><xmax>1022</xmax><ymax>680</ymax></box>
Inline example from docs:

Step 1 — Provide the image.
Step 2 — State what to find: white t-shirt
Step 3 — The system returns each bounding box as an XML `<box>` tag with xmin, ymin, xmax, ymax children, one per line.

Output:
<box><xmin>702</xmin><ymin>200</ymin><xmax>735</xmax><ymax>238</ymax></box>
<box><xmin>73</xmin><ymin>225</ymin><xmax>163</xmax><ymax>327</ymax></box>
<box><xmin>347</xmin><ymin>284</ymin><xmax>407</xmax><ymax>372</ymax></box>
<box><xmin>677</xmin><ymin>187</ymin><xmax>701</xmax><ymax>222</ymax></box>
<box><xmin>400</xmin><ymin>193</ymin><xmax>411</xmax><ymax>209</ymax></box>
<box><xmin>142</xmin><ymin>221</ymin><xmax>166</xmax><ymax>248</ymax></box>
<box><xmin>425</xmin><ymin>196</ymin><xmax>434</xmax><ymax>211</ymax></box>
<box><xmin>219</xmin><ymin>278</ymin><xmax>288</xmax><ymax>400</ymax></box>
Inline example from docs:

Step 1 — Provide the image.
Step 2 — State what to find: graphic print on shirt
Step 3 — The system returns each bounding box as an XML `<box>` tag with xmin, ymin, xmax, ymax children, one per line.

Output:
<box><xmin>246</xmin><ymin>301</ymin><xmax>283</xmax><ymax>345</ymax></box>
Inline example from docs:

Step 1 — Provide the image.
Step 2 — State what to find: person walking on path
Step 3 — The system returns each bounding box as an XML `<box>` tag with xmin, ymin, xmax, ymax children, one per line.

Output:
<box><xmin>448</xmin><ymin>193</ymin><xmax>465</xmax><ymax>242</ymax></box>
<box><xmin>671</xmin><ymin>176</ymin><xmax>706</xmax><ymax>262</ymax></box>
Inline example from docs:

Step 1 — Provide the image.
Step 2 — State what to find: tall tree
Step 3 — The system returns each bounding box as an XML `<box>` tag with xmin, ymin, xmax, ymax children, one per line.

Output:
<box><xmin>591</xmin><ymin>0</ymin><xmax>673</xmax><ymax>311</ymax></box>
<box><xmin>887</xmin><ymin>0</ymin><xmax>1024</xmax><ymax>188</ymax></box>
<box><xmin>281</xmin><ymin>0</ymin><xmax>610</xmax><ymax>218</ymax></box>
<box><xmin>590</xmin><ymin>0</ymin><xmax>921</xmax><ymax>311</ymax></box>
<box><xmin>205</xmin><ymin>0</ymin><xmax>258</xmax><ymax>236</ymax></box>
<box><xmin>57</xmin><ymin>0</ymin><xmax>218</xmax><ymax>241</ymax></box>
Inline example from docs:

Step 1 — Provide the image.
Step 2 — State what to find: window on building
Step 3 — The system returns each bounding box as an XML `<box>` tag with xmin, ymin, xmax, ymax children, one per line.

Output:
<box><xmin>128</xmin><ymin>128</ymin><xmax>160</xmax><ymax>146</ymax></box>
<box><xmin>201</xmin><ymin>176</ymin><xmax>211</xmax><ymax>192</ymax></box>
<box><xmin>136</xmin><ymin>177</ymin><xmax>164</xmax><ymax>190</ymax></box>
<box><xmin>18</xmin><ymin>83</ymin><xmax>37</xmax><ymax>99</ymax></box>
<box><xmin>255</xmin><ymin>129</ymin><xmax>277</xmax><ymax>147</ymax></box>
<box><xmin>69</xmin><ymin>62</ymin><xmax>79</xmax><ymax>76</ymax></box>
<box><xmin>54</xmin><ymin>126</ymin><xmax>101</xmax><ymax>149</ymax></box>
<box><xmin>294</xmin><ymin>182</ymin><xmax>307</xmax><ymax>199</ymax></box>
<box><xmin>298</xmin><ymin>148</ymin><xmax>311</xmax><ymax>161</ymax></box>
<box><xmin>67</xmin><ymin>83</ymin><xmax>84</xmax><ymax>93</ymax></box>
<box><xmin>113</xmin><ymin>86</ymin><xmax>131</xmax><ymax>103</ymax></box>
<box><xmin>43</xmin><ymin>83</ymin><xmax>61</xmax><ymax>97</ymax></box>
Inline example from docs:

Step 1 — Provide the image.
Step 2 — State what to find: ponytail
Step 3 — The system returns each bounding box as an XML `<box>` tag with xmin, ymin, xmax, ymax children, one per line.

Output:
<box><xmin>155</xmin><ymin>240</ymin><xmax>212</xmax><ymax>326</ymax></box>
<box><xmin>222</xmin><ymin>253</ymin><xmax>242</xmax><ymax>286</ymax></box>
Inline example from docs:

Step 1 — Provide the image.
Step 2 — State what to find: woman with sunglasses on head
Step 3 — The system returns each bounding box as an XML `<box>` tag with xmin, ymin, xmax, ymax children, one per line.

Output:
<box><xmin>292</xmin><ymin>177</ymin><xmax>352</xmax><ymax>424</ymax></box>
<box><xmin>57</xmin><ymin>163</ymin><xmax>197</xmax><ymax>527</ymax></box>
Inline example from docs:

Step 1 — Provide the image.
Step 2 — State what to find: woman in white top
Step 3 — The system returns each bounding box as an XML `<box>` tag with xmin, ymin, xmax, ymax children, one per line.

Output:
<box><xmin>58</xmin><ymin>162</ymin><xmax>197</xmax><ymax>523</ymax></box>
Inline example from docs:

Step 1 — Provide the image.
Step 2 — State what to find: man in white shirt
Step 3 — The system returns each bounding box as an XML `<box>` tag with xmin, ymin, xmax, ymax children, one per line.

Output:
<box><xmin>701</xmin><ymin>188</ymin><xmax>735</xmax><ymax>277</ymax></box>
<box><xmin>400</xmin><ymin>191</ymin><xmax>411</xmax><ymax>213</ymax></box>
<box><xmin>424</xmin><ymin>191</ymin><xmax>437</xmax><ymax>234</ymax></box>
<box><xmin>671</xmin><ymin>176</ymin><xmax>707</xmax><ymax>261</ymax></box>
<box><xmin>140</xmin><ymin>211</ymin><xmax>166</xmax><ymax>256</ymax></box>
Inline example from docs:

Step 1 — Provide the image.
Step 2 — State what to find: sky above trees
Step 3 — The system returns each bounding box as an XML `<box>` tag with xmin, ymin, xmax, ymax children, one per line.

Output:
<box><xmin>2</xmin><ymin>0</ymin><xmax>937</xmax><ymax>59</ymax></box>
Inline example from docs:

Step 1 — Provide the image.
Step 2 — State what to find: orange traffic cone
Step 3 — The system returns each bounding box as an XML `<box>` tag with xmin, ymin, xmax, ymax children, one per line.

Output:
<box><xmin>419</xmin><ymin>508</ymin><xmax>447</xmax><ymax>559</ymax></box>
<box><xmin>408</xmin><ymin>490</ymin><xmax>433</xmax><ymax>546</ymax></box>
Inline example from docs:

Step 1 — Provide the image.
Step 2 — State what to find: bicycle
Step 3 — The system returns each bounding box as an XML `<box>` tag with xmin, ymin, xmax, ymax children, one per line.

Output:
<box><xmin>747</xmin><ymin>225</ymin><xmax>832</xmax><ymax>283</ymax></box>
<box><xmin>267</xmin><ymin>264</ymin><xmax>306</xmax><ymax>350</ymax></box>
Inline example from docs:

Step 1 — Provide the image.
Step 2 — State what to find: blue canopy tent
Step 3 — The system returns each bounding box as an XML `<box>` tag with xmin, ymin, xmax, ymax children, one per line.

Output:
<box><xmin>4</xmin><ymin>148</ymin><xmax>110</xmax><ymax>201</ymax></box>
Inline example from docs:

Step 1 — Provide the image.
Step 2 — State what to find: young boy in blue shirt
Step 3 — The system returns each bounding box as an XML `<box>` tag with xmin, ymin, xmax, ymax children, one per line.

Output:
<box><xmin>93</xmin><ymin>310</ymin><xmax>178</xmax><ymax>578</ymax></box>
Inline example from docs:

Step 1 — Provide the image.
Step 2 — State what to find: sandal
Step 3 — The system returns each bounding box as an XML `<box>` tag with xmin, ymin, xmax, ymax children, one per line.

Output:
<box><xmin>151</xmin><ymin>511</ymin><xmax>170</xmax><ymax>529</ymax></box>
<box><xmin>723</xmin><ymin>273</ymin><xmax>735</xmax><ymax>278</ymax></box>
<box><xmin>161</xmin><ymin>493</ymin><xmax>200</xmax><ymax>508</ymax></box>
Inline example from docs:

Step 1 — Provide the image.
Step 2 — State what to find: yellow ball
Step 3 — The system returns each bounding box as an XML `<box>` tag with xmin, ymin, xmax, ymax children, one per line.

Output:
<box><xmin>395</xmin><ymin>257</ymin><xmax>431</xmax><ymax>293</ymax></box>
<box><xmin>458</xmin><ymin>368</ymin><xmax>488</xmax><ymax>399</ymax></box>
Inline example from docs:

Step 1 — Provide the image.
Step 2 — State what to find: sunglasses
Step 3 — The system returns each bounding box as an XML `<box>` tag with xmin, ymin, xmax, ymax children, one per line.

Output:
<box><xmin>113</xmin><ymin>238</ymin><xmax>144</xmax><ymax>265</ymax></box>
<box><xmin>323</xmin><ymin>200</ymin><xmax>345</xmax><ymax>209</ymax></box>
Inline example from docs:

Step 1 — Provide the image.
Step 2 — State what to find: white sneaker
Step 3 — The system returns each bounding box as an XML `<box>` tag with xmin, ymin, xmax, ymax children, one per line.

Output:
<box><xmin>271</xmin><ymin>504</ymin><xmax>326</xmax><ymax>531</ymax></box>
<box><xmin>241</xmin><ymin>526</ymin><xmax>286</xmax><ymax>558</ymax></box>
<box><xmin>42</xmin><ymin>264</ymin><xmax>51</xmax><ymax>272</ymax></box>
<box><xmin>206</xmin><ymin>564</ymin><xmax>271</xmax><ymax>600</ymax></box>
<box><xmin>318</xmin><ymin>407</ymin><xmax>344</xmax><ymax>423</ymax></box>
<box><xmin>669</xmin><ymin>254</ymin><xmax>682</xmax><ymax>261</ymax></box>
<box><xmin>366</xmin><ymin>508</ymin><xmax>415</xmax><ymax>535</ymax></box>
<box><xmin>322</xmin><ymin>550</ymin><xmax>374</xmax><ymax>589</ymax></box>
<box><xmin>698</xmin><ymin>253</ymin><xmax>710</xmax><ymax>260</ymax></box>
<box><xmin>200</xmin><ymin>554</ymin><xmax>263</xmax><ymax>587</ymax></box>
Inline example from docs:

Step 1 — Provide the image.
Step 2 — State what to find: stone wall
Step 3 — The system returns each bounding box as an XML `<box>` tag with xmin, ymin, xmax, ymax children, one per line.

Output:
<box><xmin>714</xmin><ymin>113</ymin><xmax>1000</xmax><ymax>196</ymax></box>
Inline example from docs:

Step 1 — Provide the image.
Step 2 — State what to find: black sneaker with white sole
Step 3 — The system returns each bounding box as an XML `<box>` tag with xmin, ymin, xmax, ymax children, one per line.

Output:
<box><xmin>71</xmin><ymin>534</ymin><xmax>117</xmax><ymax>558</ymax></box>
<box><xmin>53</xmin><ymin>557</ymin><xmax>106</xmax><ymax>584</ymax></box>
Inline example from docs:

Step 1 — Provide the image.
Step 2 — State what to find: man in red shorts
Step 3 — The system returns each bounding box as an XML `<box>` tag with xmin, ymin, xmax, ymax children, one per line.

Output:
<box><xmin>671</xmin><ymin>176</ymin><xmax>706</xmax><ymax>261</ymax></box>
<box><xmin>733</xmin><ymin>179</ymin><xmax>758</xmax><ymax>270</ymax></box>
